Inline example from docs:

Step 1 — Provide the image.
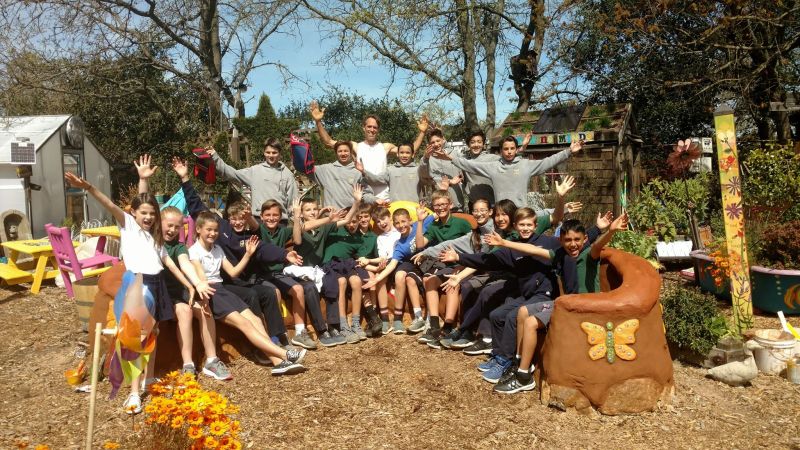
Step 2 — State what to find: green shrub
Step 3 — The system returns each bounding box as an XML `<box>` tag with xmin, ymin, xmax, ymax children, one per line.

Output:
<box><xmin>755</xmin><ymin>220</ymin><xmax>800</xmax><ymax>270</ymax></box>
<box><xmin>661</xmin><ymin>286</ymin><xmax>728</xmax><ymax>356</ymax></box>
<box><xmin>743</xmin><ymin>145</ymin><xmax>800</xmax><ymax>210</ymax></box>
<box><xmin>609</xmin><ymin>230</ymin><xmax>660</xmax><ymax>269</ymax></box>
<box><xmin>628</xmin><ymin>172</ymin><xmax>712</xmax><ymax>241</ymax></box>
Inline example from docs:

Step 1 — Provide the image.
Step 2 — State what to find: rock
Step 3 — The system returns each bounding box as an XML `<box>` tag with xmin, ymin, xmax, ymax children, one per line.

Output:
<box><xmin>707</xmin><ymin>356</ymin><xmax>758</xmax><ymax>386</ymax></box>
<box><xmin>599</xmin><ymin>378</ymin><xmax>665</xmax><ymax>415</ymax></box>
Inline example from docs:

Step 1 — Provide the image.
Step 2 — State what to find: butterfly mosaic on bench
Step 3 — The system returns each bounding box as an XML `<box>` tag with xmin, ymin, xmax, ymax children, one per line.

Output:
<box><xmin>581</xmin><ymin>319</ymin><xmax>639</xmax><ymax>363</ymax></box>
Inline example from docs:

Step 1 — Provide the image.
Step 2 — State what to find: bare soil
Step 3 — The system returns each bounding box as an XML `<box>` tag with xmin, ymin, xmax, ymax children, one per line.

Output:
<box><xmin>1</xmin><ymin>279</ymin><xmax>800</xmax><ymax>449</ymax></box>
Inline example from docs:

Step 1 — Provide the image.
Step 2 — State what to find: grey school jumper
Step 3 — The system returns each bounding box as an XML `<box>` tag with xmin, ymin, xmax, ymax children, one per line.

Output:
<box><xmin>421</xmin><ymin>219</ymin><xmax>495</xmax><ymax>258</ymax></box>
<box><xmin>311</xmin><ymin>161</ymin><xmax>376</xmax><ymax>209</ymax></box>
<box><xmin>211</xmin><ymin>154</ymin><xmax>298</xmax><ymax>218</ymax></box>
<box><xmin>362</xmin><ymin>161</ymin><xmax>426</xmax><ymax>203</ymax></box>
<box><xmin>462</xmin><ymin>151</ymin><xmax>499</xmax><ymax>205</ymax></box>
<box><xmin>451</xmin><ymin>149</ymin><xmax>570</xmax><ymax>208</ymax></box>
<box><xmin>422</xmin><ymin>147</ymin><xmax>467</xmax><ymax>210</ymax></box>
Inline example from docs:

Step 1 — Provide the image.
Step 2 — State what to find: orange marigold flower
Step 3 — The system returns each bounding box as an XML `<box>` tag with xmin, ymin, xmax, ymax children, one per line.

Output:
<box><xmin>230</xmin><ymin>421</ymin><xmax>241</xmax><ymax>433</ymax></box>
<box><xmin>228</xmin><ymin>440</ymin><xmax>242</xmax><ymax>450</ymax></box>
<box><xmin>171</xmin><ymin>416</ymin><xmax>185</xmax><ymax>429</ymax></box>
<box><xmin>34</xmin><ymin>446</ymin><xmax>49</xmax><ymax>450</ymax></box>
<box><xmin>203</xmin><ymin>437</ymin><xmax>219</xmax><ymax>449</ymax></box>
<box><xmin>187</xmin><ymin>411</ymin><xmax>203</xmax><ymax>426</ymax></box>
<box><xmin>209</xmin><ymin>420</ymin><xmax>229</xmax><ymax>436</ymax></box>
<box><xmin>187</xmin><ymin>425</ymin><xmax>204</xmax><ymax>439</ymax></box>
<box><xmin>103</xmin><ymin>442</ymin><xmax>121</xmax><ymax>450</ymax></box>
<box><xmin>156</xmin><ymin>414</ymin><xmax>169</xmax><ymax>425</ymax></box>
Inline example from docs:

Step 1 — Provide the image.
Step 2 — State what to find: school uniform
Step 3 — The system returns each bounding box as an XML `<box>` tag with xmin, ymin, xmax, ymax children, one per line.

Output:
<box><xmin>421</xmin><ymin>214</ymin><xmax>472</xmax><ymax>277</ymax></box>
<box><xmin>422</xmin><ymin>150</ymin><xmax>466</xmax><ymax>211</ymax></box>
<box><xmin>187</xmin><ymin>243</ymin><xmax>249</xmax><ymax>320</ymax></box>
<box><xmin>163</xmin><ymin>239</ymin><xmax>190</xmax><ymax>303</ymax></box>
<box><xmin>462</xmin><ymin>151</ymin><xmax>499</xmax><ymax>205</ymax></box>
<box><xmin>311</xmin><ymin>161</ymin><xmax>376</xmax><ymax>209</ymax></box>
<box><xmin>451</xmin><ymin>149</ymin><xmax>571</xmax><ymax>208</ymax></box>
<box><xmin>362</xmin><ymin>161</ymin><xmax>426</xmax><ymax>203</ymax></box>
<box><xmin>390</xmin><ymin>216</ymin><xmax>435</xmax><ymax>285</ymax></box>
<box><xmin>210</xmin><ymin>155</ymin><xmax>299</xmax><ymax>219</ymax></box>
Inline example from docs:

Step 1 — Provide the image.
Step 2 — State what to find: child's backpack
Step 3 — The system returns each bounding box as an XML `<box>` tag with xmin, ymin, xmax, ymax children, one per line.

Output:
<box><xmin>192</xmin><ymin>148</ymin><xmax>216</xmax><ymax>184</ymax></box>
<box><xmin>290</xmin><ymin>134</ymin><xmax>315</xmax><ymax>175</ymax></box>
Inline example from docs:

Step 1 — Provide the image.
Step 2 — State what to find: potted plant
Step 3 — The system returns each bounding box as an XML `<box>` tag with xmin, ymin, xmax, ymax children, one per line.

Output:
<box><xmin>749</xmin><ymin>220</ymin><xmax>800</xmax><ymax>314</ymax></box>
<box><xmin>691</xmin><ymin>238</ymin><xmax>732</xmax><ymax>301</ymax></box>
<box><xmin>661</xmin><ymin>284</ymin><xmax>729</xmax><ymax>365</ymax></box>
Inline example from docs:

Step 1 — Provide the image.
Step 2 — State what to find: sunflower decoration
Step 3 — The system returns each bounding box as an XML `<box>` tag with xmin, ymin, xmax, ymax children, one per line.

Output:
<box><xmin>666</xmin><ymin>139</ymin><xmax>702</xmax><ymax>177</ymax></box>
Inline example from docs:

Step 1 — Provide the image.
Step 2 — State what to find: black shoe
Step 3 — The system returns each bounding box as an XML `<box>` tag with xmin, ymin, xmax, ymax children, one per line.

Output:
<box><xmin>493</xmin><ymin>372</ymin><xmax>536</xmax><ymax>394</ymax></box>
<box><xmin>497</xmin><ymin>363</ymin><xmax>518</xmax><ymax>385</ymax></box>
<box><xmin>450</xmin><ymin>329</ymin><xmax>477</xmax><ymax>349</ymax></box>
<box><xmin>463</xmin><ymin>339</ymin><xmax>493</xmax><ymax>356</ymax></box>
<box><xmin>363</xmin><ymin>306</ymin><xmax>383</xmax><ymax>338</ymax></box>
<box><xmin>438</xmin><ymin>328</ymin><xmax>461</xmax><ymax>349</ymax></box>
<box><xmin>417</xmin><ymin>328</ymin><xmax>439</xmax><ymax>344</ymax></box>
<box><xmin>426</xmin><ymin>329</ymin><xmax>447</xmax><ymax>350</ymax></box>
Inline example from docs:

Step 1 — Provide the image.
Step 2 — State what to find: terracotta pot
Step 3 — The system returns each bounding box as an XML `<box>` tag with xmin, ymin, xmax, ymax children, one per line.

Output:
<box><xmin>690</xmin><ymin>250</ymin><xmax>731</xmax><ymax>301</ymax></box>
<box><xmin>750</xmin><ymin>265</ymin><xmax>800</xmax><ymax>315</ymax></box>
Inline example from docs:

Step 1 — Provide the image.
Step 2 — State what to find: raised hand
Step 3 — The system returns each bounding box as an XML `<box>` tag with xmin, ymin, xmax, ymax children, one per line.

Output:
<box><xmin>352</xmin><ymin>183</ymin><xmax>363</xmax><ymax>203</ymax></box>
<box><xmin>555</xmin><ymin>175</ymin><xmax>576</xmax><ymax>197</ymax></box>
<box><xmin>292</xmin><ymin>198</ymin><xmax>302</xmax><ymax>220</ymax></box>
<box><xmin>438</xmin><ymin>246</ymin><xmax>459</xmax><ymax>263</ymax></box>
<box><xmin>135</xmin><ymin>154</ymin><xmax>158</xmax><ymax>179</ymax></box>
<box><xmin>204</xmin><ymin>145</ymin><xmax>216</xmax><ymax>157</ymax></box>
<box><xmin>416</xmin><ymin>202</ymin><xmax>429</xmax><ymax>222</ymax></box>
<box><xmin>483</xmin><ymin>230</ymin><xmax>505</xmax><ymax>247</ymax></box>
<box><xmin>570</xmin><ymin>139</ymin><xmax>584</xmax><ymax>154</ymax></box>
<box><xmin>354</xmin><ymin>158</ymin><xmax>365</xmax><ymax>173</ymax></box>
<box><xmin>610</xmin><ymin>211</ymin><xmax>629</xmax><ymax>231</ymax></box>
<box><xmin>286</xmin><ymin>250</ymin><xmax>303</xmax><ymax>266</ymax></box>
<box><xmin>521</xmin><ymin>130</ymin><xmax>533</xmax><ymax>147</ymax></box>
<box><xmin>375</xmin><ymin>199</ymin><xmax>390</xmax><ymax>207</ymax></box>
<box><xmin>310</xmin><ymin>100</ymin><xmax>325</xmax><ymax>121</ymax></box>
<box><xmin>440</xmin><ymin>274</ymin><xmax>460</xmax><ymax>293</ymax></box>
<box><xmin>596</xmin><ymin>211</ymin><xmax>613</xmax><ymax>231</ymax></box>
<box><xmin>565</xmin><ymin>201</ymin><xmax>584</xmax><ymax>214</ymax></box>
<box><xmin>437</xmin><ymin>176</ymin><xmax>451</xmax><ymax>191</ymax></box>
<box><xmin>417</xmin><ymin>114</ymin><xmax>429</xmax><ymax>133</ymax></box>
<box><xmin>64</xmin><ymin>172</ymin><xmax>91</xmax><ymax>190</ymax></box>
<box><xmin>410</xmin><ymin>253</ymin><xmax>426</xmax><ymax>265</ymax></box>
<box><xmin>244</xmin><ymin>235</ymin><xmax>259</xmax><ymax>256</ymax></box>
<box><xmin>171</xmin><ymin>157</ymin><xmax>190</xmax><ymax>180</ymax></box>
<box><xmin>451</xmin><ymin>173</ymin><xmax>463</xmax><ymax>185</ymax></box>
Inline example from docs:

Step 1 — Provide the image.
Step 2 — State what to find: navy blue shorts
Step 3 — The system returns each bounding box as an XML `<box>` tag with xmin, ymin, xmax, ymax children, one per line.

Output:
<box><xmin>320</xmin><ymin>259</ymin><xmax>357</xmax><ymax>299</ymax></box>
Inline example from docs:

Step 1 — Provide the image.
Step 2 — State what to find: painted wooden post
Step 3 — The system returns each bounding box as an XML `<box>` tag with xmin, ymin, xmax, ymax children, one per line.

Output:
<box><xmin>713</xmin><ymin>106</ymin><xmax>753</xmax><ymax>333</ymax></box>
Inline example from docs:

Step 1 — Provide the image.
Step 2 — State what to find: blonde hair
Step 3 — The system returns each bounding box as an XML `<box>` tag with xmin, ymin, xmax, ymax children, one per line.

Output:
<box><xmin>514</xmin><ymin>207</ymin><xmax>537</xmax><ymax>223</ymax></box>
<box><xmin>431</xmin><ymin>189</ymin><xmax>451</xmax><ymax>203</ymax></box>
<box><xmin>260</xmin><ymin>199</ymin><xmax>283</xmax><ymax>215</ymax></box>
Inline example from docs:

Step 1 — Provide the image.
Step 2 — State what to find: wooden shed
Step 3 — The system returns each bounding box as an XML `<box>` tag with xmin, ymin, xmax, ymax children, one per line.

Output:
<box><xmin>490</xmin><ymin>104</ymin><xmax>642</xmax><ymax>215</ymax></box>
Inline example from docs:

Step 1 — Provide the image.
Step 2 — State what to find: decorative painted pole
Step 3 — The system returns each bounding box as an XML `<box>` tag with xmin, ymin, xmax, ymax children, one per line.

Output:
<box><xmin>713</xmin><ymin>105</ymin><xmax>753</xmax><ymax>333</ymax></box>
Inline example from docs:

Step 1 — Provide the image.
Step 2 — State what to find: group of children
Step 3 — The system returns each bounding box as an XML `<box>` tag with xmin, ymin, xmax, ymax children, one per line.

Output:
<box><xmin>66</xmin><ymin>101</ymin><xmax>631</xmax><ymax>415</ymax></box>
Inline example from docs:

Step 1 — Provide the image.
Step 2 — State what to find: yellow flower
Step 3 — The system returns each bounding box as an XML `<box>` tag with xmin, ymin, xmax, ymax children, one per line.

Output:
<box><xmin>228</xmin><ymin>440</ymin><xmax>242</xmax><ymax>450</ymax></box>
<box><xmin>230</xmin><ymin>421</ymin><xmax>240</xmax><ymax>433</ymax></box>
<box><xmin>171</xmin><ymin>416</ymin><xmax>185</xmax><ymax>429</ymax></box>
<box><xmin>187</xmin><ymin>411</ymin><xmax>203</xmax><ymax>426</ymax></box>
<box><xmin>34</xmin><ymin>446</ymin><xmax>49</xmax><ymax>450</ymax></box>
<box><xmin>187</xmin><ymin>425</ymin><xmax>204</xmax><ymax>439</ymax></box>
<box><xmin>209</xmin><ymin>420</ymin><xmax>229</xmax><ymax>436</ymax></box>
<box><xmin>103</xmin><ymin>442</ymin><xmax>121</xmax><ymax>450</ymax></box>
<box><xmin>156</xmin><ymin>414</ymin><xmax>169</xmax><ymax>424</ymax></box>
<box><xmin>203</xmin><ymin>437</ymin><xmax>219</xmax><ymax>449</ymax></box>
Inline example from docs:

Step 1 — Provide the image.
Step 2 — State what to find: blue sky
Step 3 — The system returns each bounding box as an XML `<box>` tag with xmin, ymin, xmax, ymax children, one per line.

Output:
<box><xmin>240</xmin><ymin>31</ymin><xmax>515</xmax><ymax>124</ymax></box>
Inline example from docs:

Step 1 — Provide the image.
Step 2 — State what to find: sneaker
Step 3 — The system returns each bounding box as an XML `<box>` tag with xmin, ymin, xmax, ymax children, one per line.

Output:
<box><xmin>426</xmin><ymin>334</ymin><xmax>443</xmax><ymax>350</ymax></box>
<box><xmin>291</xmin><ymin>331</ymin><xmax>318</xmax><ymax>350</ymax></box>
<box><xmin>352</xmin><ymin>323</ymin><xmax>368</xmax><ymax>340</ymax></box>
<box><xmin>439</xmin><ymin>329</ymin><xmax>462</xmax><ymax>349</ymax></box>
<box><xmin>286</xmin><ymin>348</ymin><xmax>307</xmax><ymax>364</ymax></box>
<box><xmin>482</xmin><ymin>356</ymin><xmax>512</xmax><ymax>383</ymax></box>
<box><xmin>417</xmin><ymin>328</ymin><xmax>439</xmax><ymax>344</ymax></box>
<box><xmin>329</xmin><ymin>328</ymin><xmax>347</xmax><ymax>345</ymax></box>
<box><xmin>497</xmin><ymin>363</ymin><xmax>519</xmax><ymax>385</ymax></box>
<box><xmin>463</xmin><ymin>339</ymin><xmax>493</xmax><ymax>356</ymax></box>
<box><xmin>280</xmin><ymin>343</ymin><xmax>301</xmax><ymax>352</ymax></box>
<box><xmin>123</xmin><ymin>393</ymin><xmax>142</xmax><ymax>415</ymax></box>
<box><xmin>202</xmin><ymin>357</ymin><xmax>232</xmax><ymax>381</ymax></box>
<box><xmin>253</xmin><ymin>351</ymin><xmax>273</xmax><ymax>366</ymax></box>
<box><xmin>451</xmin><ymin>330</ymin><xmax>477</xmax><ymax>349</ymax></box>
<box><xmin>364</xmin><ymin>308</ymin><xmax>383</xmax><ymax>337</ymax></box>
<box><xmin>271</xmin><ymin>359</ymin><xmax>305</xmax><ymax>375</ymax></box>
<box><xmin>318</xmin><ymin>330</ymin><xmax>339</xmax><ymax>347</ymax></box>
<box><xmin>181</xmin><ymin>363</ymin><xmax>197</xmax><ymax>377</ymax></box>
<box><xmin>478</xmin><ymin>355</ymin><xmax>500</xmax><ymax>372</ymax></box>
<box><xmin>340</xmin><ymin>326</ymin><xmax>361</xmax><ymax>344</ymax></box>
<box><xmin>392</xmin><ymin>320</ymin><xmax>405</xmax><ymax>334</ymax></box>
<box><xmin>494</xmin><ymin>372</ymin><xmax>536</xmax><ymax>394</ymax></box>
<box><xmin>382</xmin><ymin>321</ymin><xmax>393</xmax><ymax>335</ymax></box>
<box><xmin>408</xmin><ymin>317</ymin><xmax>426</xmax><ymax>334</ymax></box>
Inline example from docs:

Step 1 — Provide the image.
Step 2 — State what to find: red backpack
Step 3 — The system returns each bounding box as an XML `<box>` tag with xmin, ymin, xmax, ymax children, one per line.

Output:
<box><xmin>192</xmin><ymin>148</ymin><xmax>216</xmax><ymax>184</ymax></box>
<box><xmin>290</xmin><ymin>134</ymin><xmax>315</xmax><ymax>175</ymax></box>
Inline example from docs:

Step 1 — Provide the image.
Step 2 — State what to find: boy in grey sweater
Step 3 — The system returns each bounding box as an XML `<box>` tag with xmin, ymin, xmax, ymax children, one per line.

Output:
<box><xmin>462</xmin><ymin>130</ymin><xmax>499</xmax><ymax>205</ymax></box>
<box><xmin>355</xmin><ymin>143</ymin><xmax>427</xmax><ymax>203</ymax></box>
<box><xmin>311</xmin><ymin>141</ymin><xmax>376</xmax><ymax>209</ymax></box>
<box><xmin>421</xmin><ymin>129</ymin><xmax>466</xmax><ymax>211</ymax></box>
<box><xmin>433</xmin><ymin>134</ymin><xmax>584</xmax><ymax>208</ymax></box>
<box><xmin>207</xmin><ymin>138</ymin><xmax>298</xmax><ymax>219</ymax></box>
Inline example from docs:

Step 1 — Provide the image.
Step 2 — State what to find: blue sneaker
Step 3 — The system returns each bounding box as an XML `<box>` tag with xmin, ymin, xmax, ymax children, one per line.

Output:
<box><xmin>482</xmin><ymin>356</ymin><xmax>512</xmax><ymax>383</ymax></box>
<box><xmin>478</xmin><ymin>355</ymin><xmax>499</xmax><ymax>372</ymax></box>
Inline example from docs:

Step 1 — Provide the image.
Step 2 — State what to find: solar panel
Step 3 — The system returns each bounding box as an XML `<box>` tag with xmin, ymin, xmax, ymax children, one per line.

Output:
<box><xmin>10</xmin><ymin>141</ymin><xmax>36</xmax><ymax>164</ymax></box>
<box><xmin>532</xmin><ymin>105</ymin><xmax>586</xmax><ymax>133</ymax></box>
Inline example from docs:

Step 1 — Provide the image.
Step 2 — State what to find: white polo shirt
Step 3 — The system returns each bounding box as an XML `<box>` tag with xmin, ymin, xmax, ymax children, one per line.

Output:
<box><xmin>188</xmin><ymin>242</ymin><xmax>225</xmax><ymax>283</ymax></box>
<box><xmin>119</xmin><ymin>213</ymin><xmax>165</xmax><ymax>275</ymax></box>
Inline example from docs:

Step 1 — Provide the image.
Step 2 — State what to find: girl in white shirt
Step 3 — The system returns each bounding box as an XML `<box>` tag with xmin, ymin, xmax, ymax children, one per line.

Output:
<box><xmin>64</xmin><ymin>172</ymin><xmax>195</xmax><ymax>415</ymax></box>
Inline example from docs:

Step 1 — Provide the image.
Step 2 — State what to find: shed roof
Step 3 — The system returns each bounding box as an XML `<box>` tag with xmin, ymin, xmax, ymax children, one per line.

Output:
<box><xmin>0</xmin><ymin>115</ymin><xmax>71</xmax><ymax>153</ymax></box>
<box><xmin>490</xmin><ymin>104</ymin><xmax>635</xmax><ymax>150</ymax></box>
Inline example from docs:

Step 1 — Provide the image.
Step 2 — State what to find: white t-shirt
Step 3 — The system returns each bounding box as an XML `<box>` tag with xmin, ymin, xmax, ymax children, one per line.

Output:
<box><xmin>188</xmin><ymin>242</ymin><xmax>225</xmax><ymax>284</ymax></box>
<box><xmin>377</xmin><ymin>228</ymin><xmax>401</xmax><ymax>259</ymax></box>
<box><xmin>119</xmin><ymin>213</ymin><xmax>165</xmax><ymax>275</ymax></box>
<box><xmin>356</xmin><ymin>141</ymin><xmax>389</xmax><ymax>200</ymax></box>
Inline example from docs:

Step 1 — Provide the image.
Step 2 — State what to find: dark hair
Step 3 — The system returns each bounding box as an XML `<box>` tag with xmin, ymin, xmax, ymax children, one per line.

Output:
<box><xmin>561</xmin><ymin>219</ymin><xmax>586</xmax><ymax>235</ymax></box>
<box><xmin>493</xmin><ymin>199</ymin><xmax>518</xmax><ymax>231</ymax></box>
<box><xmin>334</xmin><ymin>141</ymin><xmax>353</xmax><ymax>154</ymax></box>
<box><xmin>357</xmin><ymin>203</ymin><xmax>373</xmax><ymax>216</ymax></box>
<box><xmin>469</xmin><ymin>198</ymin><xmax>491</xmax><ymax>252</ymax></box>
<box><xmin>131</xmin><ymin>193</ymin><xmax>164</xmax><ymax>247</ymax></box>
<box><xmin>194</xmin><ymin>211</ymin><xmax>219</xmax><ymax>240</ymax></box>
<box><xmin>501</xmin><ymin>136</ymin><xmax>518</xmax><ymax>147</ymax></box>
<box><xmin>428</xmin><ymin>129</ymin><xmax>444</xmax><ymax>140</ymax></box>
<box><xmin>362</xmin><ymin>115</ymin><xmax>381</xmax><ymax>128</ymax></box>
<box><xmin>372</xmin><ymin>206</ymin><xmax>391</xmax><ymax>220</ymax></box>
<box><xmin>392</xmin><ymin>208</ymin><xmax>411</xmax><ymax>220</ymax></box>
<box><xmin>263</xmin><ymin>137</ymin><xmax>283</xmax><ymax>153</ymax></box>
<box><xmin>397</xmin><ymin>143</ymin><xmax>414</xmax><ymax>153</ymax></box>
<box><xmin>467</xmin><ymin>130</ymin><xmax>486</xmax><ymax>143</ymax></box>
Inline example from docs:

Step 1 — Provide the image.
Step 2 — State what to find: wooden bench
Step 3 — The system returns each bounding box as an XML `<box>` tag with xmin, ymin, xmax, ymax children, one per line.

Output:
<box><xmin>0</xmin><ymin>262</ymin><xmax>33</xmax><ymax>285</ymax></box>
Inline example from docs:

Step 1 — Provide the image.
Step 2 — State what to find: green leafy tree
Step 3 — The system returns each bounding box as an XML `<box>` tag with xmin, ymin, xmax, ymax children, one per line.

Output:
<box><xmin>231</xmin><ymin>95</ymin><xmax>300</xmax><ymax>166</ymax></box>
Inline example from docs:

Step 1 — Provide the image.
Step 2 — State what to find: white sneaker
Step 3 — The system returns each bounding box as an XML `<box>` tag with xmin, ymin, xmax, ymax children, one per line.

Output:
<box><xmin>123</xmin><ymin>393</ymin><xmax>142</xmax><ymax>415</ymax></box>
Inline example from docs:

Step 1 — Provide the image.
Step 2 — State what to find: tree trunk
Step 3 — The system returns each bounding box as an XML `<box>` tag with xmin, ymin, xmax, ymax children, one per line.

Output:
<box><xmin>456</xmin><ymin>0</ymin><xmax>479</xmax><ymax>132</ymax></box>
<box><xmin>480</xmin><ymin>0</ymin><xmax>503</xmax><ymax>133</ymax></box>
<box><xmin>512</xmin><ymin>0</ymin><xmax>545</xmax><ymax>113</ymax></box>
